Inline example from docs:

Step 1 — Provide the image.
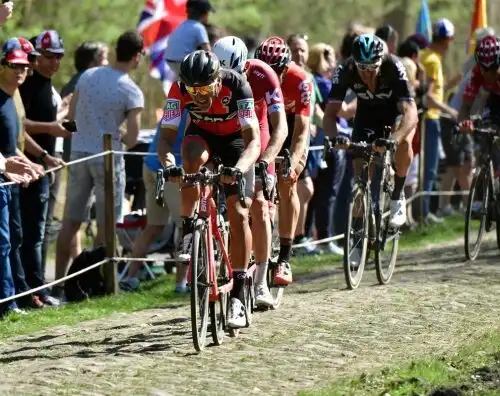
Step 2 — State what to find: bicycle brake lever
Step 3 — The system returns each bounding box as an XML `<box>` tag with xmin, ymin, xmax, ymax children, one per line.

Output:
<box><xmin>155</xmin><ymin>169</ymin><xmax>165</xmax><ymax>207</ymax></box>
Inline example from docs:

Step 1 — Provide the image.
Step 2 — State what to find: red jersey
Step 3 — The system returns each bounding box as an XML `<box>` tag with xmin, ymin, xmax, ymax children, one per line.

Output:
<box><xmin>161</xmin><ymin>69</ymin><xmax>257</xmax><ymax>136</ymax></box>
<box><xmin>245</xmin><ymin>58</ymin><xmax>284</xmax><ymax>154</ymax></box>
<box><xmin>463</xmin><ymin>64</ymin><xmax>500</xmax><ymax>103</ymax></box>
<box><xmin>281</xmin><ymin>62</ymin><xmax>312</xmax><ymax>116</ymax></box>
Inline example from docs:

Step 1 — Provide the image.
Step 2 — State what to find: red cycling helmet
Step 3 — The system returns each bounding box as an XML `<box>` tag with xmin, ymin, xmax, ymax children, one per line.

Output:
<box><xmin>254</xmin><ymin>36</ymin><xmax>291</xmax><ymax>72</ymax></box>
<box><xmin>475</xmin><ymin>35</ymin><xmax>500</xmax><ymax>69</ymax></box>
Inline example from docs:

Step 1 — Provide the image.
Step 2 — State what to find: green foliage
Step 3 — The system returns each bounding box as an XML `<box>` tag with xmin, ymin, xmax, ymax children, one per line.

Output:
<box><xmin>0</xmin><ymin>0</ymin><xmax>498</xmax><ymax>127</ymax></box>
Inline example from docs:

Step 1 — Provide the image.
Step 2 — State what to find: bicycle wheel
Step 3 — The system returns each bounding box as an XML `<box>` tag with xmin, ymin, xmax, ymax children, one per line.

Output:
<box><xmin>374</xmin><ymin>180</ymin><xmax>399</xmax><ymax>285</ymax></box>
<box><xmin>343</xmin><ymin>183</ymin><xmax>370</xmax><ymax>289</ymax></box>
<box><xmin>190</xmin><ymin>219</ymin><xmax>210</xmax><ymax>352</ymax></box>
<box><xmin>465</xmin><ymin>167</ymin><xmax>490</xmax><ymax>261</ymax></box>
<box><xmin>210</xmin><ymin>215</ymin><xmax>229</xmax><ymax>346</ymax></box>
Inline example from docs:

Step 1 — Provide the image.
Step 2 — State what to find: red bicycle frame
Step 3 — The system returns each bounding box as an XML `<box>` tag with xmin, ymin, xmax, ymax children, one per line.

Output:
<box><xmin>187</xmin><ymin>183</ymin><xmax>233</xmax><ymax>303</ymax></box>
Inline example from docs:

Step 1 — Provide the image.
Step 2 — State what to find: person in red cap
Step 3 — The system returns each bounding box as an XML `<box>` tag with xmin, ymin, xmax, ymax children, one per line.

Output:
<box><xmin>0</xmin><ymin>45</ymin><xmax>44</xmax><ymax>315</ymax></box>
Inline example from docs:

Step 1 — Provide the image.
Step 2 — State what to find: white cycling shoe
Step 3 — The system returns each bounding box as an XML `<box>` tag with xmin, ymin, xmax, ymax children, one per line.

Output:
<box><xmin>227</xmin><ymin>297</ymin><xmax>247</xmax><ymax>329</ymax></box>
<box><xmin>255</xmin><ymin>283</ymin><xmax>274</xmax><ymax>308</ymax></box>
<box><xmin>389</xmin><ymin>197</ymin><xmax>407</xmax><ymax>228</ymax></box>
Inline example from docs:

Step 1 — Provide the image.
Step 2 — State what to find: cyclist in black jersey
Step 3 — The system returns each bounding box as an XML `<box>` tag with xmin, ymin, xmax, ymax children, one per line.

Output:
<box><xmin>324</xmin><ymin>34</ymin><xmax>418</xmax><ymax>229</ymax></box>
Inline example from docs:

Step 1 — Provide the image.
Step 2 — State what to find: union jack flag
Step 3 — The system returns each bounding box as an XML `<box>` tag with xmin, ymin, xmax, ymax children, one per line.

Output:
<box><xmin>137</xmin><ymin>0</ymin><xmax>187</xmax><ymax>96</ymax></box>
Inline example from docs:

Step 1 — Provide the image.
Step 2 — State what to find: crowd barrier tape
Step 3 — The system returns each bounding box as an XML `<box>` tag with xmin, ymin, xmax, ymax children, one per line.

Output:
<box><xmin>0</xmin><ymin>148</ymin><xmax>472</xmax><ymax>305</ymax></box>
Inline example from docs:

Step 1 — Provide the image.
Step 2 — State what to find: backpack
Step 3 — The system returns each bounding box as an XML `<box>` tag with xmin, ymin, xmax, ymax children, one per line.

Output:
<box><xmin>64</xmin><ymin>245</ymin><xmax>107</xmax><ymax>302</ymax></box>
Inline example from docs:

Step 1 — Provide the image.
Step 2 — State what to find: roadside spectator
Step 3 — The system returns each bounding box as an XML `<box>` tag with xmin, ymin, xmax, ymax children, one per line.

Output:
<box><xmin>204</xmin><ymin>23</ymin><xmax>222</xmax><ymax>45</ymax></box>
<box><xmin>44</xmin><ymin>41</ymin><xmax>110</xmax><ymax>273</ymax></box>
<box><xmin>0</xmin><ymin>46</ymin><xmax>37</xmax><ymax>316</ymax></box>
<box><xmin>304</xmin><ymin>43</ymin><xmax>345</xmax><ymax>255</ymax></box>
<box><xmin>375</xmin><ymin>24</ymin><xmax>399</xmax><ymax>54</ymax></box>
<box><xmin>419</xmin><ymin>18</ymin><xmax>458</xmax><ymax>224</ymax></box>
<box><xmin>163</xmin><ymin>0</ymin><xmax>215</xmax><ymax>78</ymax></box>
<box><xmin>54</xmin><ymin>30</ymin><xmax>145</xmax><ymax>300</ymax></box>
<box><xmin>0</xmin><ymin>1</ymin><xmax>13</xmax><ymax>27</ymax></box>
<box><xmin>20</xmin><ymin>30</ymin><xmax>70</xmax><ymax>307</ymax></box>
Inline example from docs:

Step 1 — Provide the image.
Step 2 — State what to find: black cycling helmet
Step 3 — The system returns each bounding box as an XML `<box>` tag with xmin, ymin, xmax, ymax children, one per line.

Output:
<box><xmin>180</xmin><ymin>50</ymin><xmax>220</xmax><ymax>87</ymax></box>
<box><xmin>351</xmin><ymin>34</ymin><xmax>385</xmax><ymax>65</ymax></box>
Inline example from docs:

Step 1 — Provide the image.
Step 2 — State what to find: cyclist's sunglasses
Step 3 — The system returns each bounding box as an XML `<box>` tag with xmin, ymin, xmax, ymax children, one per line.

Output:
<box><xmin>186</xmin><ymin>80</ymin><xmax>217</xmax><ymax>95</ymax></box>
<box><xmin>355</xmin><ymin>62</ymin><xmax>379</xmax><ymax>71</ymax></box>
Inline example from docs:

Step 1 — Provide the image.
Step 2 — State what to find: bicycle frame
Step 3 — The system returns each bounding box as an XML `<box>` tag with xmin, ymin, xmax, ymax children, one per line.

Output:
<box><xmin>187</xmin><ymin>182</ymin><xmax>233</xmax><ymax>303</ymax></box>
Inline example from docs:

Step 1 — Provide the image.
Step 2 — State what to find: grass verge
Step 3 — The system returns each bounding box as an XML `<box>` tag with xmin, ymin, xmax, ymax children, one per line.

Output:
<box><xmin>0</xmin><ymin>214</ymin><xmax>465</xmax><ymax>341</ymax></box>
<box><xmin>301</xmin><ymin>327</ymin><xmax>500</xmax><ymax>396</ymax></box>
<box><xmin>292</xmin><ymin>214</ymin><xmax>464</xmax><ymax>275</ymax></box>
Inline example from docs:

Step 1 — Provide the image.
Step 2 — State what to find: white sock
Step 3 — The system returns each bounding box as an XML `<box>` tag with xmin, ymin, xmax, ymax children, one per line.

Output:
<box><xmin>255</xmin><ymin>262</ymin><xmax>268</xmax><ymax>285</ymax></box>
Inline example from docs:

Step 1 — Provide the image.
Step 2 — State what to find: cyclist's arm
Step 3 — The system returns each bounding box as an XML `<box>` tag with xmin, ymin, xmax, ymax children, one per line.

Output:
<box><xmin>234</xmin><ymin>82</ymin><xmax>261</xmax><ymax>173</ymax></box>
<box><xmin>158</xmin><ymin>83</ymin><xmax>184</xmax><ymax>167</ymax></box>
<box><xmin>261</xmin><ymin>103</ymin><xmax>287</xmax><ymax>165</ymax></box>
<box><xmin>392</xmin><ymin>58</ymin><xmax>419</xmax><ymax>142</ymax></box>
<box><xmin>459</xmin><ymin>67</ymin><xmax>481</xmax><ymax>122</ymax></box>
<box><xmin>324</xmin><ymin>63</ymin><xmax>350</xmax><ymax>138</ymax></box>
<box><xmin>290</xmin><ymin>78</ymin><xmax>312</xmax><ymax>169</ymax></box>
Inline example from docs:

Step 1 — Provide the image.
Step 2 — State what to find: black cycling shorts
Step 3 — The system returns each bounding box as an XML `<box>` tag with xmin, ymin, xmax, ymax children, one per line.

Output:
<box><xmin>183</xmin><ymin>123</ymin><xmax>254</xmax><ymax>197</ymax></box>
<box><xmin>352</xmin><ymin>109</ymin><xmax>399</xmax><ymax>143</ymax></box>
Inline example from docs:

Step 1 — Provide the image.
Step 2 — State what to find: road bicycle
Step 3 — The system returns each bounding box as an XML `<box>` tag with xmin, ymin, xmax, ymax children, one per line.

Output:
<box><xmin>156</xmin><ymin>162</ymin><xmax>254</xmax><ymax>352</ymax></box>
<box><xmin>462</xmin><ymin>116</ymin><xmax>500</xmax><ymax>260</ymax></box>
<box><xmin>325</xmin><ymin>128</ymin><xmax>400</xmax><ymax>289</ymax></box>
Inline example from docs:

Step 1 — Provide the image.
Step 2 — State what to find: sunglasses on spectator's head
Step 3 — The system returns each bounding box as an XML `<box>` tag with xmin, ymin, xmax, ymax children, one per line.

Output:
<box><xmin>355</xmin><ymin>61</ymin><xmax>379</xmax><ymax>71</ymax></box>
<box><xmin>186</xmin><ymin>81</ymin><xmax>217</xmax><ymax>96</ymax></box>
<box><xmin>41</xmin><ymin>51</ymin><xmax>64</xmax><ymax>60</ymax></box>
<box><xmin>2</xmin><ymin>62</ymin><xmax>28</xmax><ymax>71</ymax></box>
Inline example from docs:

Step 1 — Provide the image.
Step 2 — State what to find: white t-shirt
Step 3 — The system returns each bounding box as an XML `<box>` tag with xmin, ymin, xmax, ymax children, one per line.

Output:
<box><xmin>72</xmin><ymin>66</ymin><xmax>144</xmax><ymax>154</ymax></box>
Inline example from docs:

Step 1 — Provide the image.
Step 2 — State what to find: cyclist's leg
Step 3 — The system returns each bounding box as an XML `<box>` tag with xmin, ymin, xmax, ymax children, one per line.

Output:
<box><xmin>178</xmin><ymin>125</ymin><xmax>211</xmax><ymax>259</ymax></box>
<box><xmin>275</xmin><ymin>114</ymin><xmax>300</xmax><ymax>284</ymax></box>
<box><xmin>216</xmin><ymin>133</ymin><xmax>254</xmax><ymax>327</ymax></box>
<box><xmin>392</xmin><ymin>116</ymin><xmax>416</xmax><ymax>227</ymax></box>
<box><xmin>251</xmin><ymin>167</ymin><xmax>275</xmax><ymax>306</ymax></box>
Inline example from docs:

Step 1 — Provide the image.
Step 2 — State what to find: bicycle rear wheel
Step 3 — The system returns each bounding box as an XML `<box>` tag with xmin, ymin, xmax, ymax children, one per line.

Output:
<box><xmin>374</xmin><ymin>183</ymin><xmax>399</xmax><ymax>285</ymax></box>
<box><xmin>343</xmin><ymin>183</ymin><xmax>369</xmax><ymax>289</ymax></box>
<box><xmin>465</xmin><ymin>167</ymin><xmax>490</xmax><ymax>261</ymax></box>
<box><xmin>191</xmin><ymin>219</ymin><xmax>210</xmax><ymax>352</ymax></box>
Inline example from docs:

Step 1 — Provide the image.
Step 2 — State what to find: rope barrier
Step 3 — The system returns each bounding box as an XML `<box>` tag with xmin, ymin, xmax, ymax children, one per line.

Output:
<box><xmin>0</xmin><ymin>148</ymin><xmax>474</xmax><ymax>303</ymax></box>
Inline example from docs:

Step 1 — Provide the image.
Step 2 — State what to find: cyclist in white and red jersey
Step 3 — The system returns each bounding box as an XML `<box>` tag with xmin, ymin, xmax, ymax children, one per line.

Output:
<box><xmin>254</xmin><ymin>36</ymin><xmax>313</xmax><ymax>285</ymax></box>
<box><xmin>213</xmin><ymin>36</ymin><xmax>288</xmax><ymax>307</ymax></box>
<box><xmin>459</xmin><ymin>35</ymin><xmax>500</xmax><ymax>131</ymax></box>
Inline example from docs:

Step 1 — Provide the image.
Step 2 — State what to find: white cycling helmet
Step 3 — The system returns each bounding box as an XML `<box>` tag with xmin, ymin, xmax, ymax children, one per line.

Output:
<box><xmin>213</xmin><ymin>36</ymin><xmax>248</xmax><ymax>73</ymax></box>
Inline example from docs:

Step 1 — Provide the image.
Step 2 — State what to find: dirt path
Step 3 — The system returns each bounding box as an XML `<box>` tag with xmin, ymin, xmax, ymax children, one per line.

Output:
<box><xmin>1</xmin><ymin>242</ymin><xmax>500</xmax><ymax>396</ymax></box>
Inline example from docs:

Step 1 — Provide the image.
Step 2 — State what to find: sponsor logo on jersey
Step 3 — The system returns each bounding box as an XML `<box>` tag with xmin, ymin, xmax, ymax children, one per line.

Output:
<box><xmin>237</xmin><ymin>98</ymin><xmax>255</xmax><ymax>119</ymax></box>
<box><xmin>265</xmin><ymin>88</ymin><xmax>282</xmax><ymax>105</ymax></box>
<box><xmin>162</xmin><ymin>99</ymin><xmax>181</xmax><ymax>122</ymax></box>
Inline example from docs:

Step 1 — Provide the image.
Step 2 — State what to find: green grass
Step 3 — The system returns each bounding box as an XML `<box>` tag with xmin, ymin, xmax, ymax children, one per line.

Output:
<box><xmin>0</xmin><ymin>215</ymin><xmax>466</xmax><ymax>341</ymax></box>
<box><xmin>301</xmin><ymin>328</ymin><xmax>500</xmax><ymax>395</ymax></box>
<box><xmin>292</xmin><ymin>214</ymin><xmax>465</xmax><ymax>276</ymax></box>
<box><xmin>0</xmin><ymin>276</ymin><xmax>186</xmax><ymax>341</ymax></box>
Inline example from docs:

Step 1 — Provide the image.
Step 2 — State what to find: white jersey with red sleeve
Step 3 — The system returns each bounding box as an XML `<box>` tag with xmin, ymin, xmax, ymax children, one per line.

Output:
<box><xmin>463</xmin><ymin>64</ymin><xmax>500</xmax><ymax>103</ymax></box>
<box><xmin>245</xmin><ymin>58</ymin><xmax>284</xmax><ymax>155</ymax></box>
<box><xmin>281</xmin><ymin>62</ymin><xmax>312</xmax><ymax>116</ymax></box>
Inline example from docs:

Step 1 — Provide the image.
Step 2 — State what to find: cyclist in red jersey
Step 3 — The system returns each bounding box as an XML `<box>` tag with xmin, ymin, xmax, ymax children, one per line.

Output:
<box><xmin>255</xmin><ymin>36</ymin><xmax>313</xmax><ymax>285</ymax></box>
<box><xmin>158</xmin><ymin>50</ymin><xmax>261</xmax><ymax>329</ymax></box>
<box><xmin>213</xmin><ymin>36</ymin><xmax>288</xmax><ymax>307</ymax></box>
<box><xmin>459</xmin><ymin>35</ymin><xmax>500</xmax><ymax>132</ymax></box>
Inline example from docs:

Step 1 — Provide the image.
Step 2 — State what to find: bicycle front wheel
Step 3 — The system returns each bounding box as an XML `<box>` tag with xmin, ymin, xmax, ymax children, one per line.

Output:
<box><xmin>191</xmin><ymin>219</ymin><xmax>210</xmax><ymax>352</ymax></box>
<box><xmin>465</xmin><ymin>167</ymin><xmax>490</xmax><ymax>261</ymax></box>
<box><xmin>374</xmin><ymin>184</ymin><xmax>399</xmax><ymax>285</ymax></box>
<box><xmin>344</xmin><ymin>183</ymin><xmax>370</xmax><ymax>289</ymax></box>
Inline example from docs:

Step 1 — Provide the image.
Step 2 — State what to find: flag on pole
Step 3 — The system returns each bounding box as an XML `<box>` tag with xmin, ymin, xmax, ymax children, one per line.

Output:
<box><xmin>415</xmin><ymin>0</ymin><xmax>432</xmax><ymax>41</ymax></box>
<box><xmin>468</xmin><ymin>0</ymin><xmax>488</xmax><ymax>55</ymax></box>
<box><xmin>137</xmin><ymin>0</ymin><xmax>187</xmax><ymax>96</ymax></box>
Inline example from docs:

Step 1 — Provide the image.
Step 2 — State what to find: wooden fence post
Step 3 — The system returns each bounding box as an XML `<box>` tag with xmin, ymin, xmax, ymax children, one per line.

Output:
<box><xmin>103</xmin><ymin>134</ymin><xmax>118</xmax><ymax>294</ymax></box>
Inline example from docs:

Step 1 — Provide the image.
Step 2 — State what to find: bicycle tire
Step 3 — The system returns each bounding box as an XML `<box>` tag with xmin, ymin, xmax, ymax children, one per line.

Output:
<box><xmin>374</xmin><ymin>183</ymin><xmax>399</xmax><ymax>285</ymax></box>
<box><xmin>343</xmin><ymin>183</ymin><xmax>369</xmax><ymax>289</ymax></box>
<box><xmin>190</xmin><ymin>219</ymin><xmax>210</xmax><ymax>352</ymax></box>
<box><xmin>465</xmin><ymin>167</ymin><xmax>489</xmax><ymax>261</ymax></box>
